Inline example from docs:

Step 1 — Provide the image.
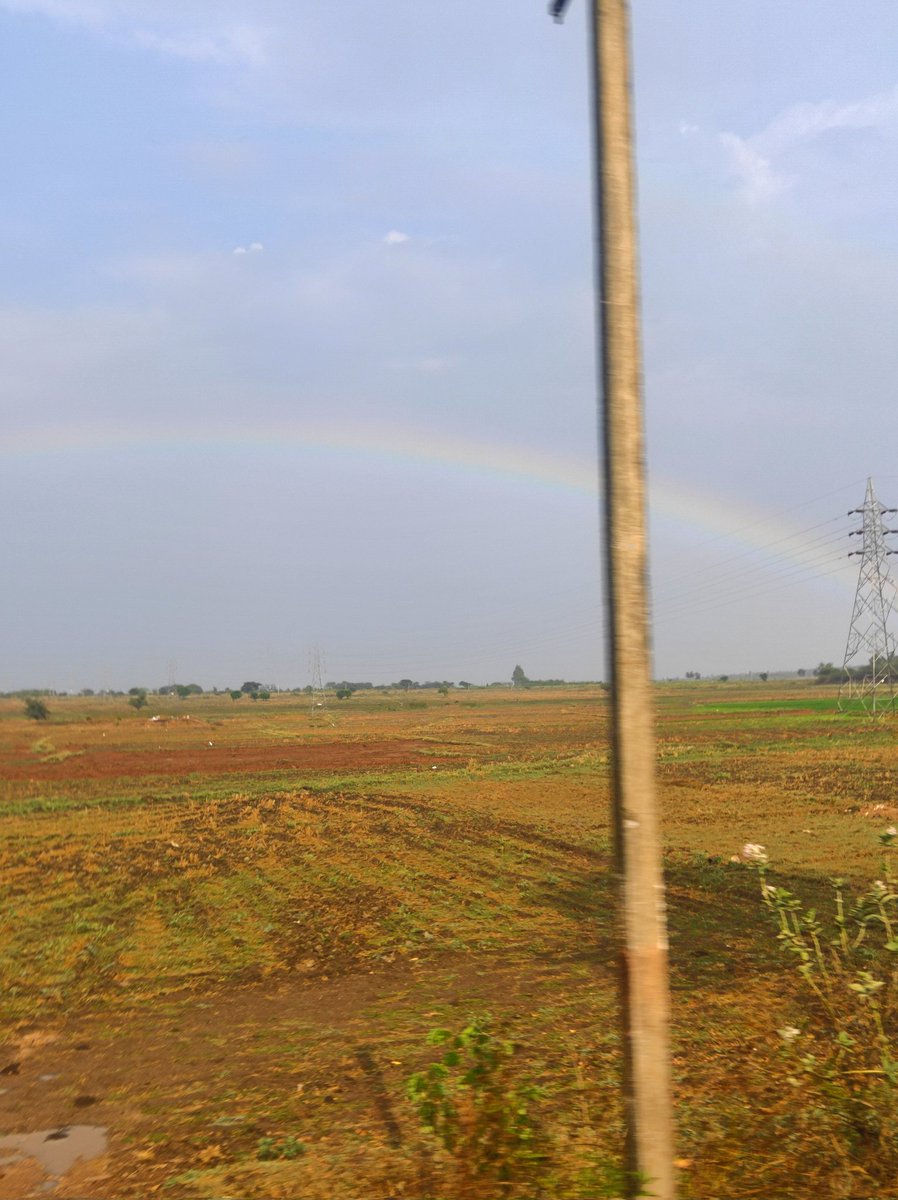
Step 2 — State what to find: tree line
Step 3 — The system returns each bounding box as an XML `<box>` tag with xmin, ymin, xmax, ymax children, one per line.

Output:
<box><xmin>813</xmin><ymin>658</ymin><xmax>898</xmax><ymax>684</ymax></box>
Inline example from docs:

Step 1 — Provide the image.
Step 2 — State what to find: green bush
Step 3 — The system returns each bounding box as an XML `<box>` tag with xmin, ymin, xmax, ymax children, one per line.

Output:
<box><xmin>405</xmin><ymin>1019</ymin><xmax>635</xmax><ymax>1199</ymax></box>
<box><xmin>406</xmin><ymin>1019</ymin><xmax>549</xmax><ymax>1196</ymax></box>
<box><xmin>23</xmin><ymin>696</ymin><xmax>49</xmax><ymax>721</ymax></box>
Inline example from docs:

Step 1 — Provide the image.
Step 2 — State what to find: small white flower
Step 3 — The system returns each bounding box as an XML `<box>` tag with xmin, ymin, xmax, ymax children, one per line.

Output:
<box><xmin>886</xmin><ymin>826</ymin><xmax>897</xmax><ymax>837</ymax></box>
<box><xmin>778</xmin><ymin>1026</ymin><xmax>801</xmax><ymax>1042</ymax></box>
<box><xmin>762</xmin><ymin>883</ymin><xmax>777</xmax><ymax>898</ymax></box>
<box><xmin>742</xmin><ymin>843</ymin><xmax>769</xmax><ymax>865</ymax></box>
<box><xmin>872</xmin><ymin>880</ymin><xmax>888</xmax><ymax>895</ymax></box>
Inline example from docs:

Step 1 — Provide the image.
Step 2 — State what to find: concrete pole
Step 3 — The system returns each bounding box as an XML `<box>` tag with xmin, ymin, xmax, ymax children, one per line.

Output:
<box><xmin>588</xmin><ymin>2</ymin><xmax>675</xmax><ymax>1196</ymax></box>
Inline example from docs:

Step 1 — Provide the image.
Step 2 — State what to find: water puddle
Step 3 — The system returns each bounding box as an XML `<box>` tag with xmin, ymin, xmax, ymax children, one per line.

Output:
<box><xmin>0</xmin><ymin>1124</ymin><xmax>107</xmax><ymax>1182</ymax></box>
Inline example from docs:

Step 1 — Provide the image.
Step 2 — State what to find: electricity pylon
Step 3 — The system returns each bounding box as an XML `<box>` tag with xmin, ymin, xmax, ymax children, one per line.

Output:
<box><xmin>308</xmin><ymin>646</ymin><xmax>334</xmax><ymax>724</ymax></box>
<box><xmin>309</xmin><ymin>646</ymin><xmax>326</xmax><ymax>710</ymax></box>
<box><xmin>839</xmin><ymin>478</ymin><xmax>898</xmax><ymax>716</ymax></box>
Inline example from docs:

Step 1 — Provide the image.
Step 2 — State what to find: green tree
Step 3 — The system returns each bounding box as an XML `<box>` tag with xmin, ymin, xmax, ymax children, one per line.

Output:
<box><xmin>759</xmin><ymin>672</ymin><xmax>769</xmax><ymax>683</ymax></box>
<box><xmin>24</xmin><ymin>696</ymin><xmax>49</xmax><ymax>721</ymax></box>
<box><xmin>814</xmin><ymin>662</ymin><xmax>842</xmax><ymax>684</ymax></box>
<box><xmin>335</xmin><ymin>688</ymin><xmax>352</xmax><ymax>700</ymax></box>
<box><xmin>511</xmin><ymin>665</ymin><xmax>528</xmax><ymax>687</ymax></box>
<box><xmin>128</xmin><ymin>691</ymin><xmax>148</xmax><ymax>710</ymax></box>
<box><xmin>229</xmin><ymin>690</ymin><xmax>243</xmax><ymax>701</ymax></box>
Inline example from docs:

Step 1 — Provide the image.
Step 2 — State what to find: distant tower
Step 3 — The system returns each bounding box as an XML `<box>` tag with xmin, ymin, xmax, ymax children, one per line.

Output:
<box><xmin>308</xmin><ymin>646</ymin><xmax>330</xmax><ymax>717</ymax></box>
<box><xmin>839</xmin><ymin>478</ymin><xmax>898</xmax><ymax>716</ymax></box>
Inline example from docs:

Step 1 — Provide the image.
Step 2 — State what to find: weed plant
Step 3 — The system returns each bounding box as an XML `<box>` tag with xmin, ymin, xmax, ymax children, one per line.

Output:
<box><xmin>406</xmin><ymin>1019</ymin><xmax>549</xmax><ymax>1198</ymax></box>
<box><xmin>405</xmin><ymin>1019</ymin><xmax>633</xmax><ymax>1199</ymax></box>
<box><xmin>744</xmin><ymin>830</ymin><xmax>898</xmax><ymax>1193</ymax></box>
<box><xmin>256</xmin><ymin>1134</ymin><xmax>306</xmax><ymax>1161</ymax></box>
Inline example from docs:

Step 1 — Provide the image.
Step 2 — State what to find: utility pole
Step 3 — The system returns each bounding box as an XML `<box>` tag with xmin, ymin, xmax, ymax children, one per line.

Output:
<box><xmin>552</xmin><ymin>2</ymin><xmax>675</xmax><ymax>1197</ymax></box>
<box><xmin>839</xmin><ymin>477</ymin><xmax>898</xmax><ymax>717</ymax></box>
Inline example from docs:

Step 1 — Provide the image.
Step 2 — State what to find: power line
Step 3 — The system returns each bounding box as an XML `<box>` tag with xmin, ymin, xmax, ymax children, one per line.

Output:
<box><xmin>655</xmin><ymin>525</ymin><xmax>848</xmax><ymax>608</ymax></box>
<box><xmin>657</xmin><ymin>512</ymin><xmax>847</xmax><ymax>590</ymax></box>
<box><xmin>653</xmin><ymin>556</ymin><xmax>852</xmax><ymax>626</ymax></box>
<box><xmin>656</xmin><ymin>541</ymin><xmax>851</xmax><ymax>620</ymax></box>
<box><xmin>652</xmin><ymin>479</ymin><xmax>865</xmax><ymax>586</ymax></box>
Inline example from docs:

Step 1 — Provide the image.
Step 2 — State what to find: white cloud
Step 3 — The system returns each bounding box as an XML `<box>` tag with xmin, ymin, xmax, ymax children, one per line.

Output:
<box><xmin>720</xmin><ymin>82</ymin><xmax>898</xmax><ymax>205</ymax></box>
<box><xmin>759</xmin><ymin>85</ymin><xmax>898</xmax><ymax>155</ymax></box>
<box><xmin>719</xmin><ymin>132</ymin><xmax>791</xmax><ymax>205</ymax></box>
<box><xmin>678</xmin><ymin>121</ymin><xmax>700</xmax><ymax>137</ymax></box>
<box><xmin>0</xmin><ymin>0</ymin><xmax>104</xmax><ymax>22</ymax></box>
<box><xmin>232</xmin><ymin>242</ymin><xmax>263</xmax><ymax>256</ymax></box>
<box><xmin>383</xmin><ymin>230</ymin><xmax>409</xmax><ymax>245</ymax></box>
<box><xmin>0</xmin><ymin>0</ymin><xmax>268</xmax><ymax>66</ymax></box>
<box><xmin>133</xmin><ymin>23</ymin><xmax>266</xmax><ymax>67</ymax></box>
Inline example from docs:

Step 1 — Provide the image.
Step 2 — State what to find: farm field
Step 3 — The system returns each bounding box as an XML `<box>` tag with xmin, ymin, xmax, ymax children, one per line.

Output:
<box><xmin>2</xmin><ymin>681</ymin><xmax>898</xmax><ymax>1198</ymax></box>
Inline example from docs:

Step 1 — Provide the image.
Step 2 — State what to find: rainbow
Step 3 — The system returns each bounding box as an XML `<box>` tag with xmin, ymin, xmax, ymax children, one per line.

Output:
<box><xmin>4</xmin><ymin>418</ymin><xmax>860</xmax><ymax>588</ymax></box>
<box><xmin>6</xmin><ymin>419</ymin><xmax>600</xmax><ymax>493</ymax></box>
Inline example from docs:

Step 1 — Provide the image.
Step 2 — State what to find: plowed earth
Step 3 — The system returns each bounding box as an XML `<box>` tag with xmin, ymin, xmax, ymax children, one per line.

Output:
<box><xmin>1</xmin><ymin>684</ymin><xmax>897</xmax><ymax>1199</ymax></box>
<box><xmin>0</xmin><ymin>736</ymin><xmax>449</xmax><ymax>782</ymax></box>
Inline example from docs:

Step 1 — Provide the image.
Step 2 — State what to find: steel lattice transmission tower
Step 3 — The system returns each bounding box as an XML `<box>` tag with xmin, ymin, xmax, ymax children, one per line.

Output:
<box><xmin>839</xmin><ymin>478</ymin><xmax>898</xmax><ymax>716</ymax></box>
<box><xmin>308</xmin><ymin>645</ymin><xmax>333</xmax><ymax>723</ymax></box>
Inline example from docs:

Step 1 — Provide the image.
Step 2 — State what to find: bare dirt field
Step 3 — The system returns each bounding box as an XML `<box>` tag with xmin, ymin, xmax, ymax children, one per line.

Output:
<box><xmin>1</xmin><ymin>683</ymin><xmax>897</xmax><ymax>1198</ymax></box>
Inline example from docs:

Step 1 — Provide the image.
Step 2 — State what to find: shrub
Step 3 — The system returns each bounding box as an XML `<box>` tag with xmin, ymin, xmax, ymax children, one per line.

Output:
<box><xmin>24</xmin><ymin>696</ymin><xmax>49</xmax><ymax>721</ymax></box>
<box><xmin>405</xmin><ymin>1019</ymin><xmax>635</xmax><ymax>1199</ymax></box>
<box><xmin>406</xmin><ymin>1019</ymin><xmax>550</xmax><ymax>1197</ymax></box>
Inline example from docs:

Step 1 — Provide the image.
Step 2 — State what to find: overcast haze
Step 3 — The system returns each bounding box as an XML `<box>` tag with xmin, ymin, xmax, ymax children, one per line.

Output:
<box><xmin>3</xmin><ymin>1</ymin><xmax>898</xmax><ymax>691</ymax></box>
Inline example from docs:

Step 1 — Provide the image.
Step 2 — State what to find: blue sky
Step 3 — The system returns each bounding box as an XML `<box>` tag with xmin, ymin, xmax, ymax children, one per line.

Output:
<box><xmin>3</xmin><ymin>1</ymin><xmax>898</xmax><ymax>689</ymax></box>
